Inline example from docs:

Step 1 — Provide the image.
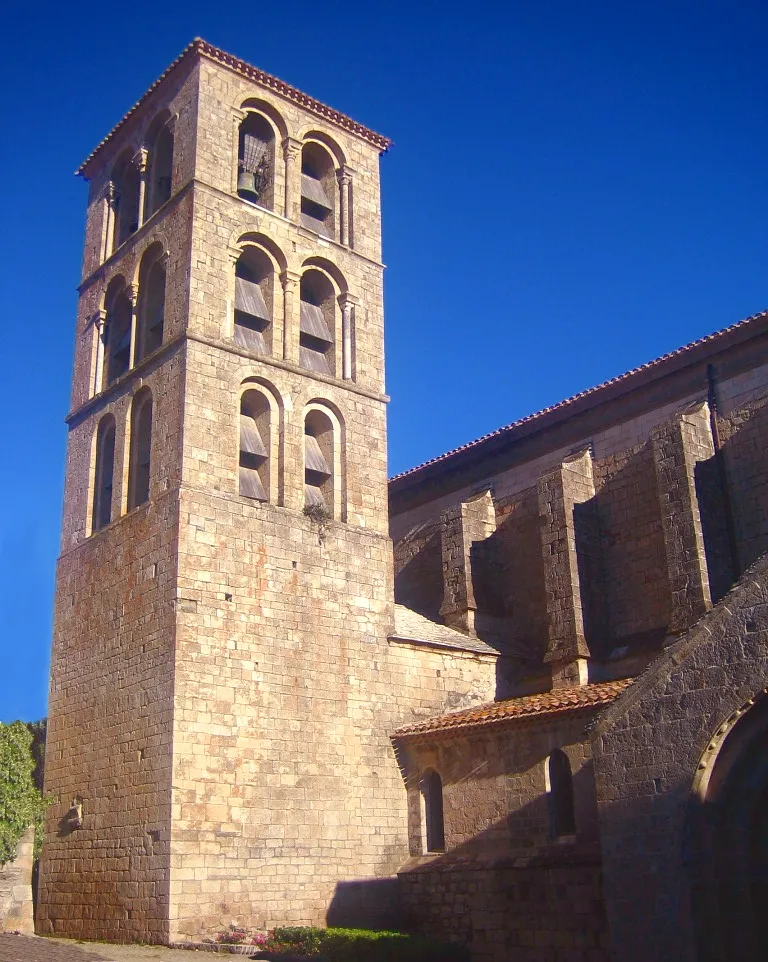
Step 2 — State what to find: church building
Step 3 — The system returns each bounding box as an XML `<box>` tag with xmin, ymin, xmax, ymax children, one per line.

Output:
<box><xmin>41</xmin><ymin>40</ymin><xmax>768</xmax><ymax>962</ymax></box>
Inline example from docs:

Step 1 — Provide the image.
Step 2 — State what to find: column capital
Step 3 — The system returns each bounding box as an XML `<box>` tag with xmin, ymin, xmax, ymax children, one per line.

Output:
<box><xmin>227</xmin><ymin>245</ymin><xmax>242</xmax><ymax>267</ymax></box>
<box><xmin>231</xmin><ymin>107</ymin><xmax>247</xmax><ymax>124</ymax></box>
<box><xmin>106</xmin><ymin>181</ymin><xmax>117</xmax><ymax>206</ymax></box>
<box><xmin>92</xmin><ymin>308</ymin><xmax>107</xmax><ymax>330</ymax></box>
<box><xmin>133</xmin><ymin>147</ymin><xmax>148</xmax><ymax>173</ymax></box>
<box><xmin>337</xmin><ymin>166</ymin><xmax>353</xmax><ymax>186</ymax></box>
<box><xmin>282</xmin><ymin>136</ymin><xmax>302</xmax><ymax>159</ymax></box>
<box><xmin>338</xmin><ymin>292</ymin><xmax>358</xmax><ymax>310</ymax></box>
<box><xmin>281</xmin><ymin>269</ymin><xmax>301</xmax><ymax>290</ymax></box>
<box><xmin>127</xmin><ymin>283</ymin><xmax>139</xmax><ymax>306</ymax></box>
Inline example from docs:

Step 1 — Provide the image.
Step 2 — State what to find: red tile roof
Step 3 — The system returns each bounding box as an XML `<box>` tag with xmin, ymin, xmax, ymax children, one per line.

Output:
<box><xmin>77</xmin><ymin>38</ymin><xmax>391</xmax><ymax>176</ymax></box>
<box><xmin>389</xmin><ymin>309</ymin><xmax>768</xmax><ymax>487</ymax></box>
<box><xmin>392</xmin><ymin>679</ymin><xmax>633</xmax><ymax>738</ymax></box>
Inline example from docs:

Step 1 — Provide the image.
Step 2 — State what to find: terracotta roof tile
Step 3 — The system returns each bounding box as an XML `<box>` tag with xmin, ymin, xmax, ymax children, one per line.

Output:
<box><xmin>392</xmin><ymin>679</ymin><xmax>633</xmax><ymax>739</ymax></box>
<box><xmin>389</xmin><ymin>309</ymin><xmax>768</xmax><ymax>486</ymax></box>
<box><xmin>77</xmin><ymin>38</ymin><xmax>391</xmax><ymax>176</ymax></box>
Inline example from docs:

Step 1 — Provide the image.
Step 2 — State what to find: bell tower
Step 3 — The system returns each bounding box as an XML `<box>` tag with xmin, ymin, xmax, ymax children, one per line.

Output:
<box><xmin>39</xmin><ymin>38</ymin><xmax>400</xmax><ymax>942</ymax></box>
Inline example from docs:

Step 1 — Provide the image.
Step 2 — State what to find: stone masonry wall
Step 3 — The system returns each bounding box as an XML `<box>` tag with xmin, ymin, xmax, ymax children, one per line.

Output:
<box><xmin>0</xmin><ymin>828</ymin><xmax>34</xmax><ymax>934</ymax></box>
<box><xmin>38</xmin><ymin>492</ymin><xmax>180</xmax><ymax>943</ymax></box>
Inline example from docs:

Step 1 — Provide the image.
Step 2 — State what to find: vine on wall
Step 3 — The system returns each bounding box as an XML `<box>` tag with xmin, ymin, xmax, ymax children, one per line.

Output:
<box><xmin>0</xmin><ymin>721</ymin><xmax>47</xmax><ymax>864</ymax></box>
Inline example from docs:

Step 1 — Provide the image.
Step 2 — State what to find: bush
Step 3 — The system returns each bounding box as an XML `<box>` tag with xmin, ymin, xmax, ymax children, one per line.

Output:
<box><xmin>0</xmin><ymin>721</ymin><xmax>48</xmax><ymax>863</ymax></box>
<box><xmin>269</xmin><ymin>926</ymin><xmax>470</xmax><ymax>961</ymax></box>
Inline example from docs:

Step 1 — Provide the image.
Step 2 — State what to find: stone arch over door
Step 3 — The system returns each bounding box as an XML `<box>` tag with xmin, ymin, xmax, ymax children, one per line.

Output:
<box><xmin>591</xmin><ymin>553</ymin><xmax>768</xmax><ymax>962</ymax></box>
<box><xmin>687</xmin><ymin>690</ymin><xmax>768</xmax><ymax>962</ymax></box>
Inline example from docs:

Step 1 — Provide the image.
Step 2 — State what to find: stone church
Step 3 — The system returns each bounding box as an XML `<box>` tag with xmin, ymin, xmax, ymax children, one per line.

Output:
<box><xmin>40</xmin><ymin>38</ymin><xmax>768</xmax><ymax>962</ymax></box>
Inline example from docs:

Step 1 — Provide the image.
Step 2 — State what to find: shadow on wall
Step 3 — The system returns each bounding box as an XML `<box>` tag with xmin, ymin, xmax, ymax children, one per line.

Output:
<box><xmin>326</xmin><ymin>877</ymin><xmax>402</xmax><ymax>930</ymax></box>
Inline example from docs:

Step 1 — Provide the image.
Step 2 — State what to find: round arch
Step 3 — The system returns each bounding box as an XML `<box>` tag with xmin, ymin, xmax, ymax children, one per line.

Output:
<box><xmin>300</xmin><ymin>256</ymin><xmax>348</xmax><ymax>295</ymax></box>
<box><xmin>299</xmin><ymin>128</ymin><xmax>346</xmax><ymax>167</ymax></box>
<box><xmin>239</xmin><ymin>98</ymin><xmax>289</xmax><ymax>141</ymax></box>
<box><xmin>234</xmin><ymin>231</ymin><xmax>288</xmax><ymax>274</ymax></box>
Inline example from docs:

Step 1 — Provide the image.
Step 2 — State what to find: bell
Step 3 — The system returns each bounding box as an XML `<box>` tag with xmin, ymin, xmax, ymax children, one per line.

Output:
<box><xmin>238</xmin><ymin>170</ymin><xmax>257</xmax><ymax>197</ymax></box>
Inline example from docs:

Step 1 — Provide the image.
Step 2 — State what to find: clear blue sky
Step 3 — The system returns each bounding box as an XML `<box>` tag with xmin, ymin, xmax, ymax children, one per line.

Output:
<box><xmin>1</xmin><ymin>0</ymin><xmax>766</xmax><ymax>722</ymax></box>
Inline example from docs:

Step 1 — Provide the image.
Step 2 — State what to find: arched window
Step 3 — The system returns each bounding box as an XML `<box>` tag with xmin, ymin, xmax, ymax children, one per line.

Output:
<box><xmin>144</xmin><ymin>114</ymin><xmax>174</xmax><ymax>219</ymax></box>
<box><xmin>112</xmin><ymin>150</ymin><xmax>141</xmax><ymax>252</ymax></box>
<box><xmin>128</xmin><ymin>388</ymin><xmax>153</xmax><ymax>510</ymax></box>
<box><xmin>300</xmin><ymin>142</ymin><xmax>336</xmax><ymax>238</ymax></box>
<box><xmin>304</xmin><ymin>409</ymin><xmax>334</xmax><ymax>514</ymax></box>
<box><xmin>91</xmin><ymin>415</ymin><xmax>116</xmax><ymax>533</ymax></box>
<box><xmin>239</xmin><ymin>389</ymin><xmax>270</xmax><ymax>501</ymax></box>
<box><xmin>420</xmin><ymin>769</ymin><xmax>445</xmax><ymax>853</ymax></box>
<box><xmin>103</xmin><ymin>279</ymin><xmax>132</xmax><ymax>388</ymax></box>
<box><xmin>234</xmin><ymin>248</ymin><xmax>273</xmax><ymax>354</ymax></box>
<box><xmin>136</xmin><ymin>243</ymin><xmax>166</xmax><ymax>362</ymax></box>
<box><xmin>237</xmin><ymin>113</ymin><xmax>275</xmax><ymax>209</ymax></box>
<box><xmin>299</xmin><ymin>269</ymin><xmax>335</xmax><ymax>375</ymax></box>
<box><xmin>546</xmin><ymin>749</ymin><xmax>576</xmax><ymax>838</ymax></box>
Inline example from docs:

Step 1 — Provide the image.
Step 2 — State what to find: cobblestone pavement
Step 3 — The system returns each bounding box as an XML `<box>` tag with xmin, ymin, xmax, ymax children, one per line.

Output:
<box><xmin>0</xmin><ymin>935</ymin><xmax>223</xmax><ymax>962</ymax></box>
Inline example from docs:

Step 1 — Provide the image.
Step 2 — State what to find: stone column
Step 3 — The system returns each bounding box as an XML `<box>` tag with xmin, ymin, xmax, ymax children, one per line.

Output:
<box><xmin>651</xmin><ymin>402</ymin><xmax>714</xmax><ymax>634</ymax></box>
<box><xmin>337</xmin><ymin>167</ymin><xmax>352</xmax><ymax>246</ymax></box>
<box><xmin>282</xmin><ymin>137</ymin><xmax>302</xmax><ymax>222</ymax></box>
<box><xmin>439</xmin><ymin>490</ymin><xmax>496</xmax><ymax>634</ymax></box>
<box><xmin>231</xmin><ymin>109</ymin><xmax>246</xmax><ymax>195</ymax></box>
<box><xmin>538</xmin><ymin>448</ymin><xmax>596</xmax><ymax>688</ymax></box>
<box><xmin>104</xmin><ymin>182</ymin><xmax>117</xmax><ymax>260</ymax></box>
<box><xmin>281</xmin><ymin>270</ymin><xmax>301</xmax><ymax>364</ymax></box>
<box><xmin>338</xmin><ymin>293</ymin><xmax>356</xmax><ymax>380</ymax></box>
<box><xmin>93</xmin><ymin>309</ymin><xmax>107</xmax><ymax>396</ymax></box>
<box><xmin>134</xmin><ymin>148</ymin><xmax>148</xmax><ymax>229</ymax></box>
<box><xmin>128</xmin><ymin>284</ymin><xmax>139</xmax><ymax>369</ymax></box>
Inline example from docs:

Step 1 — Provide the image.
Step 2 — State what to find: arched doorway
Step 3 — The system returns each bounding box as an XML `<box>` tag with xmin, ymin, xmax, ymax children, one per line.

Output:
<box><xmin>688</xmin><ymin>691</ymin><xmax>768</xmax><ymax>962</ymax></box>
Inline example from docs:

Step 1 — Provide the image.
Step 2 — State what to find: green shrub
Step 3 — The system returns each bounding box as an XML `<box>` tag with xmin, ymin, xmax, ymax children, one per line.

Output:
<box><xmin>0</xmin><ymin>721</ymin><xmax>48</xmax><ymax>863</ymax></box>
<box><xmin>269</xmin><ymin>926</ymin><xmax>469</xmax><ymax>962</ymax></box>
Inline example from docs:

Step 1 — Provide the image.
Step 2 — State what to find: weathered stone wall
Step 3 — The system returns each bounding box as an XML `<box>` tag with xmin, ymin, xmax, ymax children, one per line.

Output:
<box><xmin>592</xmin><ymin>553</ymin><xmax>768</xmax><ymax>962</ymax></box>
<box><xmin>400</xmin><ymin>859</ymin><xmax>608</xmax><ymax>962</ymax></box>
<box><xmin>0</xmin><ymin>828</ymin><xmax>34</xmax><ymax>935</ymax></box>
<box><xmin>396</xmin><ymin>714</ymin><xmax>607</xmax><ymax>962</ymax></box>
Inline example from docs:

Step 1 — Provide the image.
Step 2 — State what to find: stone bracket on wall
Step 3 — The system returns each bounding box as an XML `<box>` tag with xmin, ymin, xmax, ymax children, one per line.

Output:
<box><xmin>538</xmin><ymin>448</ymin><xmax>596</xmax><ymax>688</ymax></box>
<box><xmin>651</xmin><ymin>401</ymin><xmax>714</xmax><ymax>634</ymax></box>
<box><xmin>439</xmin><ymin>490</ymin><xmax>496</xmax><ymax>635</ymax></box>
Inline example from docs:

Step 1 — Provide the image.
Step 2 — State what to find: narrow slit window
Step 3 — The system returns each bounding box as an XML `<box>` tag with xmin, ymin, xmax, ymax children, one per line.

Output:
<box><xmin>239</xmin><ymin>391</ymin><xmax>270</xmax><ymax>501</ymax></box>
<box><xmin>421</xmin><ymin>770</ymin><xmax>445</xmax><ymax>853</ymax></box>
<box><xmin>128</xmin><ymin>390</ymin><xmax>153</xmax><ymax>510</ymax></box>
<box><xmin>91</xmin><ymin>415</ymin><xmax>116</xmax><ymax>533</ymax></box>
<box><xmin>546</xmin><ymin>749</ymin><xmax>576</xmax><ymax>838</ymax></box>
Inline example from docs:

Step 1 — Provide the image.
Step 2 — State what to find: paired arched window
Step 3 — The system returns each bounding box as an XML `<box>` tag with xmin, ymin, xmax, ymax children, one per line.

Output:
<box><xmin>103</xmin><ymin>278</ymin><xmax>133</xmax><ymax>388</ymax></box>
<box><xmin>144</xmin><ymin>113</ymin><xmax>174</xmax><ymax>220</ymax></box>
<box><xmin>91</xmin><ymin>415</ymin><xmax>116</xmax><ymax>532</ymax></box>
<box><xmin>239</xmin><ymin>389</ymin><xmax>271</xmax><ymax>501</ymax></box>
<box><xmin>304</xmin><ymin>409</ymin><xmax>334</xmax><ymax>514</ymax></box>
<box><xmin>546</xmin><ymin>749</ymin><xmax>576</xmax><ymax>838</ymax></box>
<box><xmin>237</xmin><ymin>112</ymin><xmax>275</xmax><ymax>209</ymax></box>
<box><xmin>234</xmin><ymin>248</ymin><xmax>273</xmax><ymax>354</ymax></box>
<box><xmin>420</xmin><ymin>769</ymin><xmax>445</xmax><ymax>853</ymax></box>
<box><xmin>300</xmin><ymin>142</ymin><xmax>336</xmax><ymax>238</ymax></box>
<box><xmin>136</xmin><ymin>243</ymin><xmax>166</xmax><ymax>362</ymax></box>
<box><xmin>111</xmin><ymin>150</ymin><xmax>141</xmax><ymax>252</ymax></box>
<box><xmin>128</xmin><ymin>388</ymin><xmax>153</xmax><ymax>510</ymax></box>
<box><xmin>299</xmin><ymin>270</ymin><xmax>335</xmax><ymax>375</ymax></box>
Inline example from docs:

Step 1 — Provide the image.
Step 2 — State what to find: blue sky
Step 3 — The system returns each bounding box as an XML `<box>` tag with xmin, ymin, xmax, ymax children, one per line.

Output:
<box><xmin>1</xmin><ymin>0</ymin><xmax>767</xmax><ymax>721</ymax></box>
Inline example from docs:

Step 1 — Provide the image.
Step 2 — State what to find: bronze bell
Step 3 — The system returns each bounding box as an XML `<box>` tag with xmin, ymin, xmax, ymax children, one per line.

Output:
<box><xmin>238</xmin><ymin>170</ymin><xmax>257</xmax><ymax>197</ymax></box>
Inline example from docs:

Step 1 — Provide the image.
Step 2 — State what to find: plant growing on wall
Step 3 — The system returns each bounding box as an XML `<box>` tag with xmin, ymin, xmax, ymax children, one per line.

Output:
<box><xmin>0</xmin><ymin>721</ymin><xmax>47</xmax><ymax>863</ymax></box>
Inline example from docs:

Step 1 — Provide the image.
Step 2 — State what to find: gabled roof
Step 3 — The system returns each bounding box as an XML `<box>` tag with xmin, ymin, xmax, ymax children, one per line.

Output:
<box><xmin>392</xmin><ymin>679</ymin><xmax>632</xmax><ymax>739</ymax></box>
<box><xmin>389</xmin><ymin>309</ymin><xmax>768</xmax><ymax>493</ymax></box>
<box><xmin>77</xmin><ymin>38</ymin><xmax>391</xmax><ymax>176</ymax></box>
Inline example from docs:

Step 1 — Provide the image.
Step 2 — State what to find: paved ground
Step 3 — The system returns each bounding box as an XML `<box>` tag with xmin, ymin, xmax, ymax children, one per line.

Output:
<box><xmin>0</xmin><ymin>935</ymin><xmax>233</xmax><ymax>962</ymax></box>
